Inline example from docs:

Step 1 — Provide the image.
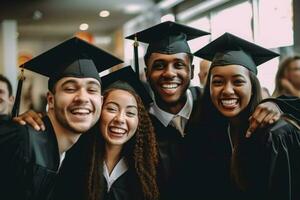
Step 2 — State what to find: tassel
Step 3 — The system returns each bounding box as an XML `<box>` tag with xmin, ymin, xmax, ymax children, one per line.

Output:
<box><xmin>133</xmin><ymin>35</ymin><xmax>140</xmax><ymax>79</ymax></box>
<box><xmin>11</xmin><ymin>68</ymin><xmax>25</xmax><ymax>117</ymax></box>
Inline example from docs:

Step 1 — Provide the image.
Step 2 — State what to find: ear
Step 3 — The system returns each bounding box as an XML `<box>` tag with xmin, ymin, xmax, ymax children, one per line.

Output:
<box><xmin>9</xmin><ymin>95</ymin><xmax>15</xmax><ymax>104</ymax></box>
<box><xmin>191</xmin><ymin>64</ymin><xmax>194</xmax><ymax>79</ymax></box>
<box><xmin>47</xmin><ymin>91</ymin><xmax>54</xmax><ymax>109</ymax></box>
<box><xmin>144</xmin><ymin>67</ymin><xmax>149</xmax><ymax>81</ymax></box>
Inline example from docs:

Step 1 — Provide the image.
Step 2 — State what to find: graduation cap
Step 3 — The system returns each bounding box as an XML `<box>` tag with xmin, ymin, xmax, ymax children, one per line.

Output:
<box><xmin>12</xmin><ymin>37</ymin><xmax>123</xmax><ymax>117</ymax></box>
<box><xmin>101</xmin><ymin>66</ymin><xmax>153</xmax><ymax>106</ymax></box>
<box><xmin>125</xmin><ymin>21</ymin><xmax>210</xmax><ymax>76</ymax></box>
<box><xmin>194</xmin><ymin>32</ymin><xmax>279</xmax><ymax>75</ymax></box>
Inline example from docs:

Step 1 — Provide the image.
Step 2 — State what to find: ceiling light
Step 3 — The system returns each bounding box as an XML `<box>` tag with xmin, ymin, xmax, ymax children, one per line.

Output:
<box><xmin>79</xmin><ymin>23</ymin><xmax>89</xmax><ymax>31</ymax></box>
<box><xmin>99</xmin><ymin>10</ymin><xmax>110</xmax><ymax>17</ymax></box>
<box><xmin>32</xmin><ymin>10</ymin><xmax>43</xmax><ymax>20</ymax></box>
<box><xmin>124</xmin><ymin>4</ymin><xmax>144</xmax><ymax>14</ymax></box>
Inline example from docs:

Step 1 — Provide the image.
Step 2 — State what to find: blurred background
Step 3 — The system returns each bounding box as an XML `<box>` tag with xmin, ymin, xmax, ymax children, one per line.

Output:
<box><xmin>0</xmin><ymin>0</ymin><xmax>299</xmax><ymax>113</ymax></box>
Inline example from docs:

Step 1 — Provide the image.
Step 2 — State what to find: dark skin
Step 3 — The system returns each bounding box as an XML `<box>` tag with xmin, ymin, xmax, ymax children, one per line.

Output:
<box><xmin>14</xmin><ymin>53</ymin><xmax>281</xmax><ymax>137</ymax></box>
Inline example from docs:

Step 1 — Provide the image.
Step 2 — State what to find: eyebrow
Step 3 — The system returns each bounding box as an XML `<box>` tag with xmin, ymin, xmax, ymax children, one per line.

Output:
<box><xmin>61</xmin><ymin>79</ymin><xmax>101</xmax><ymax>87</ymax></box>
<box><xmin>105</xmin><ymin>101</ymin><xmax>138</xmax><ymax>109</ymax></box>
<box><xmin>212</xmin><ymin>74</ymin><xmax>246</xmax><ymax>78</ymax></box>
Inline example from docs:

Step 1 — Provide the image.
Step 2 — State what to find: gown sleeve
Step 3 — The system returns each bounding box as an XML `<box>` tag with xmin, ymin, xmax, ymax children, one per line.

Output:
<box><xmin>263</xmin><ymin>119</ymin><xmax>300</xmax><ymax>200</ymax></box>
<box><xmin>261</xmin><ymin>95</ymin><xmax>300</xmax><ymax>123</ymax></box>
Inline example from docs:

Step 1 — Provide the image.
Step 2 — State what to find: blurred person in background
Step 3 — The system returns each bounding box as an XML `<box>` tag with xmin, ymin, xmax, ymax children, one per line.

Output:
<box><xmin>0</xmin><ymin>74</ymin><xmax>14</xmax><ymax>121</ymax></box>
<box><xmin>198</xmin><ymin>59</ymin><xmax>211</xmax><ymax>88</ymax></box>
<box><xmin>273</xmin><ymin>55</ymin><xmax>300</xmax><ymax>97</ymax></box>
<box><xmin>261</xmin><ymin>87</ymin><xmax>271</xmax><ymax>99</ymax></box>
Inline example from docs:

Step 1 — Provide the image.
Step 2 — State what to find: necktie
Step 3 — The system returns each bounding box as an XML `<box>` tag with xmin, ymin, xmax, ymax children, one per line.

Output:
<box><xmin>172</xmin><ymin>115</ymin><xmax>185</xmax><ymax>137</ymax></box>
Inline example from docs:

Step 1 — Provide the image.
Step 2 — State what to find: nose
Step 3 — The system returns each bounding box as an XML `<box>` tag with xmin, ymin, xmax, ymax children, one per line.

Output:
<box><xmin>114</xmin><ymin>111</ymin><xmax>126</xmax><ymax>124</ymax></box>
<box><xmin>222</xmin><ymin>82</ymin><xmax>234</xmax><ymax>96</ymax></box>
<box><xmin>74</xmin><ymin>88</ymin><xmax>89</xmax><ymax>103</ymax></box>
<box><xmin>162</xmin><ymin>65</ymin><xmax>176</xmax><ymax>79</ymax></box>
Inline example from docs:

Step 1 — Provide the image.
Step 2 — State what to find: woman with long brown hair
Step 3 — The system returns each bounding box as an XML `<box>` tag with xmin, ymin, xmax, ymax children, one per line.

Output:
<box><xmin>85</xmin><ymin>66</ymin><xmax>159</xmax><ymax>200</ymax></box>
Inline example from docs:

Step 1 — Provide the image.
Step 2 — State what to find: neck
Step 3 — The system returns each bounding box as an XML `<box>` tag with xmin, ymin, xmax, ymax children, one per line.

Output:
<box><xmin>104</xmin><ymin>144</ymin><xmax>123</xmax><ymax>175</ymax></box>
<box><xmin>47</xmin><ymin>112</ymin><xmax>81</xmax><ymax>155</ymax></box>
<box><xmin>156</xmin><ymin>95</ymin><xmax>187</xmax><ymax>114</ymax></box>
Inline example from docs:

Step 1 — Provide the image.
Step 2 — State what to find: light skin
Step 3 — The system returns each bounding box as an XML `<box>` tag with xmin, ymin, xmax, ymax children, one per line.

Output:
<box><xmin>100</xmin><ymin>89</ymin><xmax>138</xmax><ymax>173</ymax></box>
<box><xmin>282</xmin><ymin>59</ymin><xmax>300</xmax><ymax>96</ymax></box>
<box><xmin>0</xmin><ymin>81</ymin><xmax>14</xmax><ymax>115</ymax></box>
<box><xmin>46</xmin><ymin>77</ymin><xmax>102</xmax><ymax>154</ymax></box>
<box><xmin>146</xmin><ymin>52</ymin><xmax>194</xmax><ymax>114</ymax></box>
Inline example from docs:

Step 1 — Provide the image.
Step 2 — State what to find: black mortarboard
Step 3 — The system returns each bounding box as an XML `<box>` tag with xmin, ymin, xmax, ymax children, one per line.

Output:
<box><xmin>22</xmin><ymin>37</ymin><xmax>123</xmax><ymax>90</ymax></box>
<box><xmin>12</xmin><ymin>37</ymin><xmax>123</xmax><ymax>117</ymax></box>
<box><xmin>194</xmin><ymin>32</ymin><xmax>279</xmax><ymax>75</ymax></box>
<box><xmin>125</xmin><ymin>21</ymin><xmax>210</xmax><ymax>76</ymax></box>
<box><xmin>101</xmin><ymin>66</ymin><xmax>153</xmax><ymax>106</ymax></box>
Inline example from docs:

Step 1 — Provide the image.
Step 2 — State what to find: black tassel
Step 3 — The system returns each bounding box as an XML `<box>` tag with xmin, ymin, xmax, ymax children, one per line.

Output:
<box><xmin>11</xmin><ymin>68</ymin><xmax>25</xmax><ymax>117</ymax></box>
<box><xmin>133</xmin><ymin>35</ymin><xmax>140</xmax><ymax>79</ymax></box>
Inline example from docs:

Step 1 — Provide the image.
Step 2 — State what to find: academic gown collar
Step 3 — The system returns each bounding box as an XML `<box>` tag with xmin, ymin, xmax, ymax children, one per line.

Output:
<box><xmin>28</xmin><ymin>116</ymin><xmax>61</xmax><ymax>172</ymax></box>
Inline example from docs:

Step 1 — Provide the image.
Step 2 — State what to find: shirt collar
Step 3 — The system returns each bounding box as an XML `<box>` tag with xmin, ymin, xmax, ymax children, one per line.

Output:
<box><xmin>103</xmin><ymin>157</ymin><xmax>128</xmax><ymax>192</ymax></box>
<box><xmin>149</xmin><ymin>89</ymin><xmax>194</xmax><ymax>127</ymax></box>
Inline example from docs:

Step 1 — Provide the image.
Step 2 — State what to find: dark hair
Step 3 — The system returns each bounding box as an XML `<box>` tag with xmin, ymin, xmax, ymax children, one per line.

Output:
<box><xmin>0</xmin><ymin>74</ymin><xmax>13</xmax><ymax>96</ymax></box>
<box><xmin>273</xmin><ymin>55</ymin><xmax>300</xmax><ymax>97</ymax></box>
<box><xmin>196</xmin><ymin>67</ymin><xmax>262</xmax><ymax>190</ymax></box>
<box><xmin>86</xmin><ymin>87</ymin><xmax>159</xmax><ymax>200</ymax></box>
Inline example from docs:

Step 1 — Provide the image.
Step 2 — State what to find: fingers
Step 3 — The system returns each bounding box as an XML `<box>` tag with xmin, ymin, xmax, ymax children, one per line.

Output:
<box><xmin>12</xmin><ymin>117</ymin><xmax>27</xmax><ymax>126</ymax></box>
<box><xmin>12</xmin><ymin>110</ymin><xmax>45</xmax><ymax>131</ymax></box>
<box><xmin>245</xmin><ymin>103</ymin><xmax>281</xmax><ymax>138</ymax></box>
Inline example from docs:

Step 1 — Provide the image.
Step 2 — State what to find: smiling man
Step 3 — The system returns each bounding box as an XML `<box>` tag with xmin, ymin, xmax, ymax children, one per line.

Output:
<box><xmin>126</xmin><ymin>21</ymin><xmax>210</xmax><ymax>200</ymax></box>
<box><xmin>0</xmin><ymin>37</ymin><xmax>122</xmax><ymax>200</ymax></box>
<box><xmin>0</xmin><ymin>74</ymin><xmax>14</xmax><ymax>121</ymax></box>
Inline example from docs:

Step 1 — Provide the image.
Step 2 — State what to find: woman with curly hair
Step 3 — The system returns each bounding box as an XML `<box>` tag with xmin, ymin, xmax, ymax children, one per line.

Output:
<box><xmin>86</xmin><ymin>67</ymin><xmax>159</xmax><ymax>200</ymax></box>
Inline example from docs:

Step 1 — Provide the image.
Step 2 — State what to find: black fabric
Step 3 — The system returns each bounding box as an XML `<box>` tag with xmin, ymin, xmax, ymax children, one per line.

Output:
<box><xmin>126</xmin><ymin>21</ymin><xmax>209</xmax><ymax>56</ymax></box>
<box><xmin>185</xmin><ymin>117</ymin><xmax>300</xmax><ymax>200</ymax></box>
<box><xmin>101</xmin><ymin>66</ymin><xmax>153</xmax><ymax>106</ymax></box>
<box><xmin>261</xmin><ymin>95</ymin><xmax>300</xmax><ymax>124</ymax></box>
<box><xmin>0</xmin><ymin>116</ymin><xmax>60</xmax><ymax>200</ymax></box>
<box><xmin>150</xmin><ymin>86</ymin><xmax>201</xmax><ymax>200</ymax></box>
<box><xmin>21</xmin><ymin>37</ymin><xmax>123</xmax><ymax>91</ymax></box>
<box><xmin>103</xmin><ymin>170</ymin><xmax>143</xmax><ymax>200</ymax></box>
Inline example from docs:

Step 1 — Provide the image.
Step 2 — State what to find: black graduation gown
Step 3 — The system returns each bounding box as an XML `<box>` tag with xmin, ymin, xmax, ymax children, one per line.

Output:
<box><xmin>185</xmin><ymin>119</ymin><xmax>300</xmax><ymax>200</ymax></box>
<box><xmin>149</xmin><ymin>87</ymin><xmax>202</xmax><ymax>200</ymax></box>
<box><xmin>51</xmin><ymin>131</ymin><xmax>144</xmax><ymax>200</ymax></box>
<box><xmin>103</xmin><ymin>169</ymin><xmax>143</xmax><ymax>200</ymax></box>
<box><xmin>0</xmin><ymin>116</ymin><xmax>61</xmax><ymax>200</ymax></box>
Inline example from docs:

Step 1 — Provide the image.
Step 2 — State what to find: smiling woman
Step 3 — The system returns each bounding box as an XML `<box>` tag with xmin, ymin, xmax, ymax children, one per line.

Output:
<box><xmin>184</xmin><ymin>33</ymin><xmax>300</xmax><ymax>200</ymax></box>
<box><xmin>84</xmin><ymin>67</ymin><xmax>159</xmax><ymax>200</ymax></box>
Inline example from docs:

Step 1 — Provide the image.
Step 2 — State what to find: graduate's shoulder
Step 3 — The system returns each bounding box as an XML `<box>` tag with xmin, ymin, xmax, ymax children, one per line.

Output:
<box><xmin>0</xmin><ymin>119</ymin><xmax>29</xmax><ymax>135</ymax></box>
<box><xmin>263</xmin><ymin>117</ymin><xmax>300</xmax><ymax>144</ymax></box>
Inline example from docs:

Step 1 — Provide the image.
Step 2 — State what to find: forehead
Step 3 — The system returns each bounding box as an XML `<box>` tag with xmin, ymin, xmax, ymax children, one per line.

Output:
<box><xmin>148</xmin><ymin>52</ymin><xmax>190</xmax><ymax>62</ymax></box>
<box><xmin>56</xmin><ymin>77</ymin><xmax>101</xmax><ymax>86</ymax></box>
<box><xmin>105</xmin><ymin>89</ymin><xmax>137</xmax><ymax>105</ymax></box>
<box><xmin>0</xmin><ymin>81</ymin><xmax>9</xmax><ymax>90</ymax></box>
<box><xmin>211</xmin><ymin>64</ymin><xmax>250</xmax><ymax>77</ymax></box>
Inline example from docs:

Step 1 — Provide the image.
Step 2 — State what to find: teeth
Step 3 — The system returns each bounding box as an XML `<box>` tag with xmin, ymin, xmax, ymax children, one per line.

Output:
<box><xmin>109</xmin><ymin>127</ymin><xmax>126</xmax><ymax>134</ymax></box>
<box><xmin>71</xmin><ymin>108</ymin><xmax>90</xmax><ymax>114</ymax></box>
<box><xmin>221</xmin><ymin>99</ymin><xmax>238</xmax><ymax>106</ymax></box>
<box><xmin>161</xmin><ymin>84</ymin><xmax>178</xmax><ymax>89</ymax></box>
